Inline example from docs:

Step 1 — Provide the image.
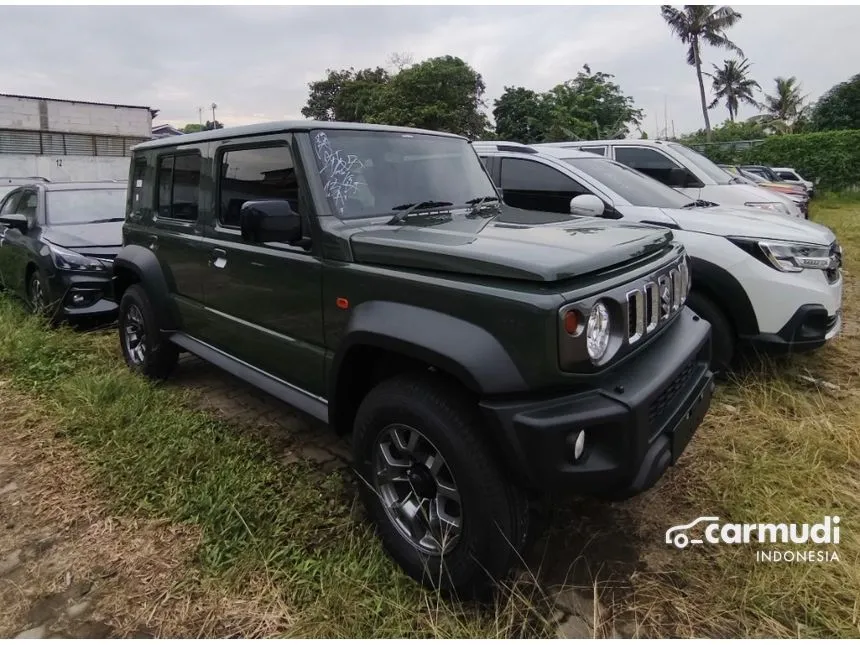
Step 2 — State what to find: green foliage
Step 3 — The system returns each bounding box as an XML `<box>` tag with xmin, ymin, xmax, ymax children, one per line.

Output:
<box><xmin>811</xmin><ymin>74</ymin><xmax>860</xmax><ymax>132</ymax></box>
<box><xmin>368</xmin><ymin>56</ymin><xmax>491</xmax><ymax>139</ymax></box>
<box><xmin>758</xmin><ymin>76</ymin><xmax>808</xmax><ymax>133</ymax></box>
<box><xmin>182</xmin><ymin>123</ymin><xmax>204</xmax><ymax>134</ymax></box>
<box><xmin>696</xmin><ymin>130</ymin><xmax>860</xmax><ymax>191</ymax></box>
<box><xmin>493</xmin><ymin>65</ymin><xmax>642</xmax><ymax>143</ymax></box>
<box><xmin>681</xmin><ymin>118</ymin><xmax>768</xmax><ymax>144</ymax></box>
<box><xmin>300</xmin><ymin>56</ymin><xmax>490</xmax><ymax>138</ymax></box>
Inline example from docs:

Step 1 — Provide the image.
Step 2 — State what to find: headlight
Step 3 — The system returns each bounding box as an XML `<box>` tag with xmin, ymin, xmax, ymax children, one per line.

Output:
<box><xmin>586</xmin><ymin>301</ymin><xmax>611</xmax><ymax>361</ymax></box>
<box><xmin>48</xmin><ymin>244</ymin><xmax>108</xmax><ymax>272</ymax></box>
<box><xmin>744</xmin><ymin>201</ymin><xmax>790</xmax><ymax>214</ymax></box>
<box><xmin>729</xmin><ymin>238</ymin><xmax>837</xmax><ymax>273</ymax></box>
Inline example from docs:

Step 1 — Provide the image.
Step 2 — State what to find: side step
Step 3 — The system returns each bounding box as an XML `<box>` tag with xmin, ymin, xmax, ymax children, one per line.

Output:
<box><xmin>169</xmin><ymin>333</ymin><xmax>329</xmax><ymax>424</ymax></box>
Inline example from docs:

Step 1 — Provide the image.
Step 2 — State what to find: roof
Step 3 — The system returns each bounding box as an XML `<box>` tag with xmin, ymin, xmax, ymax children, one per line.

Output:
<box><xmin>538</xmin><ymin>139</ymin><xmax>674</xmax><ymax>148</ymax></box>
<box><xmin>0</xmin><ymin>92</ymin><xmax>151</xmax><ymax>111</ymax></box>
<box><xmin>133</xmin><ymin>119</ymin><xmax>465</xmax><ymax>151</ymax></box>
<box><xmin>533</xmin><ymin>146</ymin><xmax>602</xmax><ymax>160</ymax></box>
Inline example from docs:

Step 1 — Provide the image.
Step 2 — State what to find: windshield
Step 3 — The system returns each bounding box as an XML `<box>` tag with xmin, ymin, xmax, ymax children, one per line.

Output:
<box><xmin>562</xmin><ymin>157</ymin><xmax>692</xmax><ymax>209</ymax></box>
<box><xmin>667</xmin><ymin>143</ymin><xmax>735</xmax><ymax>185</ymax></box>
<box><xmin>46</xmin><ymin>188</ymin><xmax>127</xmax><ymax>225</ymax></box>
<box><xmin>310</xmin><ymin>129</ymin><xmax>497</xmax><ymax>219</ymax></box>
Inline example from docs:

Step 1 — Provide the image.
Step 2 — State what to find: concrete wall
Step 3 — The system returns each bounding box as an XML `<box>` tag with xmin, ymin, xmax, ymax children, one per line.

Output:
<box><xmin>0</xmin><ymin>95</ymin><xmax>151</xmax><ymax>138</ymax></box>
<box><xmin>0</xmin><ymin>154</ymin><xmax>129</xmax><ymax>182</ymax></box>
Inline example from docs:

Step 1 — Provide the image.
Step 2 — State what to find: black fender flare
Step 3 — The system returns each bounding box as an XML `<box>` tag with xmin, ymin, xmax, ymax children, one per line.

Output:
<box><xmin>328</xmin><ymin>300</ymin><xmax>528</xmax><ymax>402</ymax></box>
<box><xmin>112</xmin><ymin>245</ymin><xmax>179</xmax><ymax>330</ymax></box>
<box><xmin>688</xmin><ymin>256</ymin><xmax>759</xmax><ymax>337</ymax></box>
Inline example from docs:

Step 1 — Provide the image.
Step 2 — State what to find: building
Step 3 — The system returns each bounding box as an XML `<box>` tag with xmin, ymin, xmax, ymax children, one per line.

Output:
<box><xmin>152</xmin><ymin>123</ymin><xmax>185</xmax><ymax>139</ymax></box>
<box><xmin>0</xmin><ymin>93</ymin><xmax>153</xmax><ymax>182</ymax></box>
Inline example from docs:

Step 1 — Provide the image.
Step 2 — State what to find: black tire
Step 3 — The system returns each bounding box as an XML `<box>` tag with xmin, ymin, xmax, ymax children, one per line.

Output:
<box><xmin>686</xmin><ymin>291</ymin><xmax>734</xmax><ymax>374</ymax></box>
<box><xmin>28</xmin><ymin>268</ymin><xmax>61</xmax><ymax>324</ymax></box>
<box><xmin>352</xmin><ymin>373</ymin><xmax>529</xmax><ymax>598</ymax></box>
<box><xmin>118</xmin><ymin>284</ymin><xmax>178</xmax><ymax>380</ymax></box>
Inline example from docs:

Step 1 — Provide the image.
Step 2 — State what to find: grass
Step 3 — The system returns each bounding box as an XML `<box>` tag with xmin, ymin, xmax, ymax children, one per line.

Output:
<box><xmin>0</xmin><ymin>197</ymin><xmax>859</xmax><ymax>637</ymax></box>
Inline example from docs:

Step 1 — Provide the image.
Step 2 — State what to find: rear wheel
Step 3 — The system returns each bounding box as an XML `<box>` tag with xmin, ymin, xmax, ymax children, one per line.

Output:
<box><xmin>118</xmin><ymin>284</ymin><xmax>178</xmax><ymax>380</ymax></box>
<box><xmin>687</xmin><ymin>291</ymin><xmax>734</xmax><ymax>374</ymax></box>
<box><xmin>352</xmin><ymin>373</ymin><xmax>529</xmax><ymax>597</ymax></box>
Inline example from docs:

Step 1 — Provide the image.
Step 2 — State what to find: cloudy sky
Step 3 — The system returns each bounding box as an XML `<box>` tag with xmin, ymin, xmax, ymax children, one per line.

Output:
<box><xmin>1</xmin><ymin>5</ymin><xmax>858</xmax><ymax>137</ymax></box>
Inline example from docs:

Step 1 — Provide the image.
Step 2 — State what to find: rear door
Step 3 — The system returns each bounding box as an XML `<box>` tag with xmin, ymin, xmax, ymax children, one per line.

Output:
<box><xmin>200</xmin><ymin>134</ymin><xmax>325</xmax><ymax>396</ymax></box>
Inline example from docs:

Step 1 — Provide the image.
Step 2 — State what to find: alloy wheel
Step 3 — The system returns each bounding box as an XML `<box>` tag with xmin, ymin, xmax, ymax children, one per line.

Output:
<box><xmin>123</xmin><ymin>304</ymin><xmax>147</xmax><ymax>365</ymax></box>
<box><xmin>372</xmin><ymin>424</ymin><xmax>463</xmax><ymax>555</ymax></box>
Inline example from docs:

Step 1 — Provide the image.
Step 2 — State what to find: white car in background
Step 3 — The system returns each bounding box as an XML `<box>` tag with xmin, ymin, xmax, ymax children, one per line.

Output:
<box><xmin>473</xmin><ymin>142</ymin><xmax>842</xmax><ymax>372</ymax></box>
<box><xmin>536</xmin><ymin>139</ymin><xmax>805</xmax><ymax>219</ymax></box>
<box><xmin>772</xmin><ymin>167</ymin><xmax>816</xmax><ymax>197</ymax></box>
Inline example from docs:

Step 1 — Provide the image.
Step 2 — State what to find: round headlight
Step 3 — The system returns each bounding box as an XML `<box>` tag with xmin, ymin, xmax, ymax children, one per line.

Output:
<box><xmin>586</xmin><ymin>301</ymin><xmax>611</xmax><ymax>361</ymax></box>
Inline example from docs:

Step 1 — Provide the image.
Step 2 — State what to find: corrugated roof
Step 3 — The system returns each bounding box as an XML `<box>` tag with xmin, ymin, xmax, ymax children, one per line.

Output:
<box><xmin>0</xmin><ymin>92</ymin><xmax>152</xmax><ymax>111</ymax></box>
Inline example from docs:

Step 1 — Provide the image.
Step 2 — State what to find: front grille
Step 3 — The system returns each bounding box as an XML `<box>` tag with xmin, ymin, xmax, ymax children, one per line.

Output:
<box><xmin>648</xmin><ymin>358</ymin><xmax>696</xmax><ymax>433</ymax></box>
<box><xmin>626</xmin><ymin>256</ymin><xmax>688</xmax><ymax>346</ymax></box>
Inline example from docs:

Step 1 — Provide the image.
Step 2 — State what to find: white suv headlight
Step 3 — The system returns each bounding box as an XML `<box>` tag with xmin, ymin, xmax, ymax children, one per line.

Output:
<box><xmin>730</xmin><ymin>238</ymin><xmax>837</xmax><ymax>273</ymax></box>
<box><xmin>744</xmin><ymin>201</ymin><xmax>790</xmax><ymax>215</ymax></box>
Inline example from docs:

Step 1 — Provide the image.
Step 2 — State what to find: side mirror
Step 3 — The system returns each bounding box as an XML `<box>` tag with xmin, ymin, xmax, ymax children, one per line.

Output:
<box><xmin>569</xmin><ymin>194</ymin><xmax>605</xmax><ymax>217</ymax></box>
<box><xmin>240</xmin><ymin>200</ymin><xmax>302</xmax><ymax>245</ymax></box>
<box><xmin>667</xmin><ymin>168</ymin><xmax>688</xmax><ymax>188</ymax></box>
<box><xmin>0</xmin><ymin>214</ymin><xmax>29</xmax><ymax>233</ymax></box>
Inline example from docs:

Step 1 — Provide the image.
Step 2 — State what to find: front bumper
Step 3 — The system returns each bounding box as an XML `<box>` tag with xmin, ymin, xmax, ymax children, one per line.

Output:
<box><xmin>47</xmin><ymin>271</ymin><xmax>118</xmax><ymax>319</ymax></box>
<box><xmin>746</xmin><ymin>304</ymin><xmax>841</xmax><ymax>353</ymax></box>
<box><xmin>480</xmin><ymin>309</ymin><xmax>715</xmax><ymax>498</ymax></box>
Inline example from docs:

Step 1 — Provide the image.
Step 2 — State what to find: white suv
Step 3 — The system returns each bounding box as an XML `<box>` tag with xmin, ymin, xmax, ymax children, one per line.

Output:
<box><xmin>537</xmin><ymin>139</ymin><xmax>804</xmax><ymax>219</ymax></box>
<box><xmin>473</xmin><ymin>142</ymin><xmax>843</xmax><ymax>371</ymax></box>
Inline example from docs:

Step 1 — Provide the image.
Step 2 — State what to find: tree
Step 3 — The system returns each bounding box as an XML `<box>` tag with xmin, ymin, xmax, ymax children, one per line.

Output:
<box><xmin>203</xmin><ymin>120</ymin><xmax>223</xmax><ymax>131</ymax></box>
<box><xmin>182</xmin><ymin>123</ymin><xmax>204</xmax><ymax>134</ymax></box>
<box><xmin>302</xmin><ymin>68</ymin><xmax>359</xmax><ymax>121</ymax></box>
<box><xmin>493</xmin><ymin>66</ymin><xmax>643</xmax><ymax>143</ymax></box>
<box><xmin>811</xmin><ymin>73</ymin><xmax>860</xmax><ymax>131</ymax></box>
<box><xmin>542</xmin><ymin>65</ymin><xmax>643</xmax><ymax>141</ymax></box>
<box><xmin>493</xmin><ymin>87</ymin><xmax>549</xmax><ymax>142</ymax></box>
<box><xmin>707</xmin><ymin>58</ymin><xmax>760</xmax><ymax>121</ymax></box>
<box><xmin>760</xmin><ymin>76</ymin><xmax>807</xmax><ymax>133</ymax></box>
<box><xmin>660</xmin><ymin>5</ymin><xmax>744</xmax><ymax>139</ymax></box>
<box><xmin>365</xmin><ymin>56</ymin><xmax>491</xmax><ymax>138</ymax></box>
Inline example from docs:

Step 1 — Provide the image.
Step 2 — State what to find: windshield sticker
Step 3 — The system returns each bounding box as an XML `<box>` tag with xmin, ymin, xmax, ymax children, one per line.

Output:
<box><xmin>313</xmin><ymin>132</ymin><xmax>365</xmax><ymax>214</ymax></box>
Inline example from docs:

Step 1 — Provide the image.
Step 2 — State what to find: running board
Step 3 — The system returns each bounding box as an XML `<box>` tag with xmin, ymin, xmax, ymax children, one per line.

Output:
<box><xmin>169</xmin><ymin>333</ymin><xmax>329</xmax><ymax>424</ymax></box>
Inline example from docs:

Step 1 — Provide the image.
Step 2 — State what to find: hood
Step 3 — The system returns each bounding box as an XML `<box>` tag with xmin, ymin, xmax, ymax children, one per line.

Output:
<box><xmin>348</xmin><ymin>209</ymin><xmax>673</xmax><ymax>282</ymax></box>
<box><xmin>661</xmin><ymin>205</ymin><xmax>835</xmax><ymax>246</ymax></box>
<box><xmin>41</xmin><ymin>221</ymin><xmax>123</xmax><ymax>256</ymax></box>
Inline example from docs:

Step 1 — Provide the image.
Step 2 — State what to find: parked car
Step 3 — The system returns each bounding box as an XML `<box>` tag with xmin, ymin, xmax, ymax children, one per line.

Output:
<box><xmin>720</xmin><ymin>164</ymin><xmax>810</xmax><ymax>218</ymax></box>
<box><xmin>473</xmin><ymin>142</ymin><xmax>843</xmax><ymax>372</ymax></box>
<box><xmin>537</xmin><ymin>139</ymin><xmax>805</xmax><ymax>219</ymax></box>
<box><xmin>113</xmin><ymin>121</ymin><xmax>716</xmax><ymax>595</ymax></box>
<box><xmin>0</xmin><ymin>181</ymin><xmax>126</xmax><ymax>322</ymax></box>
<box><xmin>771</xmin><ymin>167</ymin><xmax>815</xmax><ymax>197</ymax></box>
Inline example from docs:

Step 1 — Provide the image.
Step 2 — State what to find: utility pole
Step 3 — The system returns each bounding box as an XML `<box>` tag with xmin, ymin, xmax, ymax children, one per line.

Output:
<box><xmin>664</xmin><ymin>95</ymin><xmax>668</xmax><ymax>141</ymax></box>
<box><xmin>197</xmin><ymin>106</ymin><xmax>203</xmax><ymax>126</ymax></box>
<box><xmin>211</xmin><ymin>102</ymin><xmax>218</xmax><ymax>126</ymax></box>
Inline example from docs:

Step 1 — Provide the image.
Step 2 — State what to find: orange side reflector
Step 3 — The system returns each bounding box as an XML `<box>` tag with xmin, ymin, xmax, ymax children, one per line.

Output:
<box><xmin>336</xmin><ymin>297</ymin><xmax>349</xmax><ymax>310</ymax></box>
<box><xmin>563</xmin><ymin>310</ymin><xmax>579</xmax><ymax>335</ymax></box>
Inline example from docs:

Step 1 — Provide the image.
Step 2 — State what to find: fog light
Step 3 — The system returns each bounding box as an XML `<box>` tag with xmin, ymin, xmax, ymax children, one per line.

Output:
<box><xmin>567</xmin><ymin>430</ymin><xmax>586</xmax><ymax>462</ymax></box>
<box><xmin>71</xmin><ymin>293</ymin><xmax>86</xmax><ymax>306</ymax></box>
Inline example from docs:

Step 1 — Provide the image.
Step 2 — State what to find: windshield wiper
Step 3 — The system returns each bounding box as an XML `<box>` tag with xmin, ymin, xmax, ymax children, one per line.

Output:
<box><xmin>387</xmin><ymin>200</ymin><xmax>454</xmax><ymax>225</ymax></box>
<box><xmin>465</xmin><ymin>195</ymin><xmax>501</xmax><ymax>213</ymax></box>
<box><xmin>682</xmin><ymin>199</ymin><xmax>716</xmax><ymax>209</ymax></box>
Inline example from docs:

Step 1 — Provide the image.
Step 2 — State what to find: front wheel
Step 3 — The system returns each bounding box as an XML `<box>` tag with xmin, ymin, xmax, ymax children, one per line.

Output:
<box><xmin>118</xmin><ymin>284</ymin><xmax>178</xmax><ymax>380</ymax></box>
<box><xmin>686</xmin><ymin>291</ymin><xmax>734</xmax><ymax>375</ymax></box>
<box><xmin>352</xmin><ymin>373</ymin><xmax>529</xmax><ymax>597</ymax></box>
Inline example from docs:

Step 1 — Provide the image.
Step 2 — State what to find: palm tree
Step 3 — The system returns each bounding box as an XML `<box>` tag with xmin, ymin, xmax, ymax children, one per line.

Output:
<box><xmin>707</xmin><ymin>58</ymin><xmax>760</xmax><ymax>121</ymax></box>
<box><xmin>660</xmin><ymin>5</ymin><xmax>744</xmax><ymax>139</ymax></box>
<box><xmin>761</xmin><ymin>76</ymin><xmax>807</xmax><ymax>131</ymax></box>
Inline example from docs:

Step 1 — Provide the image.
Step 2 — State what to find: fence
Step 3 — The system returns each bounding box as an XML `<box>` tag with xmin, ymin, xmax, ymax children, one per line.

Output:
<box><xmin>0</xmin><ymin>129</ymin><xmax>149</xmax><ymax>157</ymax></box>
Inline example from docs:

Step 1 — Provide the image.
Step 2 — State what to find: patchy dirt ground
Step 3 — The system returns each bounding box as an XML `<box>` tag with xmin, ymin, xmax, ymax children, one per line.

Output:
<box><xmin>0</xmin><ymin>384</ymin><xmax>296</xmax><ymax>639</ymax></box>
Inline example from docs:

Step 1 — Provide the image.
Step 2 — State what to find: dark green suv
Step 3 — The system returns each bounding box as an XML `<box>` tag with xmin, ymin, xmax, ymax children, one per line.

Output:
<box><xmin>113</xmin><ymin>121</ymin><xmax>715</xmax><ymax>595</ymax></box>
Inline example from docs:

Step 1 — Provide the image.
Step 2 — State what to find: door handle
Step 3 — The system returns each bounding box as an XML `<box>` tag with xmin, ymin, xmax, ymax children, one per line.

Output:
<box><xmin>211</xmin><ymin>248</ymin><xmax>227</xmax><ymax>269</ymax></box>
